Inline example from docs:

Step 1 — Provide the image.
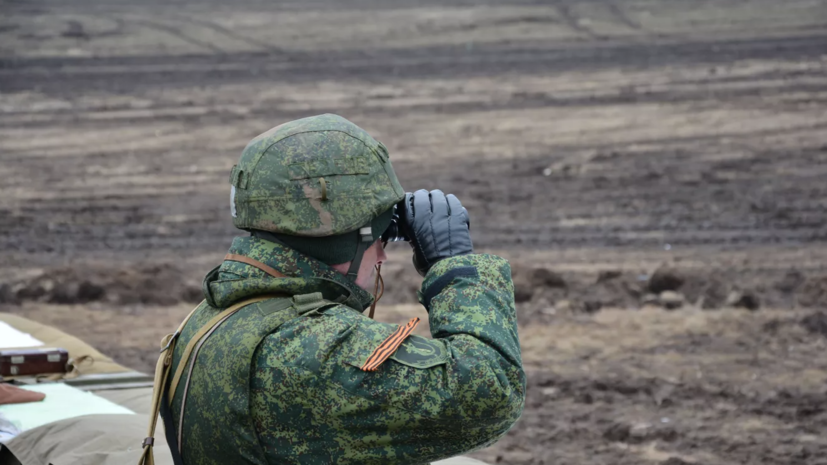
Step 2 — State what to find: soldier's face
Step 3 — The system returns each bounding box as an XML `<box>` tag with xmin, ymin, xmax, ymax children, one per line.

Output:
<box><xmin>353</xmin><ymin>240</ymin><xmax>387</xmax><ymax>290</ymax></box>
<box><xmin>331</xmin><ymin>239</ymin><xmax>387</xmax><ymax>290</ymax></box>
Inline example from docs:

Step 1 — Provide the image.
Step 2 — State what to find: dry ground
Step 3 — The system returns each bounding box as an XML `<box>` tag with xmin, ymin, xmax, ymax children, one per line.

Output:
<box><xmin>2</xmin><ymin>0</ymin><xmax>827</xmax><ymax>463</ymax></box>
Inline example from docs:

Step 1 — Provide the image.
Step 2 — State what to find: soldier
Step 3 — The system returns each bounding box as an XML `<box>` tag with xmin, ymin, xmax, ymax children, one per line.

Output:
<box><xmin>140</xmin><ymin>114</ymin><xmax>525</xmax><ymax>465</ymax></box>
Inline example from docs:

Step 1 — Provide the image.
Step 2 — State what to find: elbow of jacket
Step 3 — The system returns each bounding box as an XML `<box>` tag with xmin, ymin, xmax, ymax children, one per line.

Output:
<box><xmin>462</xmin><ymin>385</ymin><xmax>525</xmax><ymax>449</ymax></box>
<box><xmin>469</xmin><ymin>370</ymin><xmax>526</xmax><ymax>432</ymax></box>
<box><xmin>495</xmin><ymin>365</ymin><xmax>526</xmax><ymax>419</ymax></box>
<box><xmin>499</xmin><ymin>382</ymin><xmax>526</xmax><ymax>427</ymax></box>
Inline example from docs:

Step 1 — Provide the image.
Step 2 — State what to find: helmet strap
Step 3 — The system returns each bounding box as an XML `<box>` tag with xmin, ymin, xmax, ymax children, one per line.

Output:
<box><xmin>368</xmin><ymin>264</ymin><xmax>384</xmax><ymax>319</ymax></box>
<box><xmin>346</xmin><ymin>226</ymin><xmax>374</xmax><ymax>281</ymax></box>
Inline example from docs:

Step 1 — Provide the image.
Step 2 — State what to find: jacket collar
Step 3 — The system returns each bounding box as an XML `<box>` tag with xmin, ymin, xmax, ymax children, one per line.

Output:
<box><xmin>202</xmin><ymin>236</ymin><xmax>374</xmax><ymax>311</ymax></box>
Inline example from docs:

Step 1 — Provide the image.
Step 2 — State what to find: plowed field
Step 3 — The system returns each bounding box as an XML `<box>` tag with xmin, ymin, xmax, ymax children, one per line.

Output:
<box><xmin>3</xmin><ymin>0</ymin><xmax>827</xmax><ymax>463</ymax></box>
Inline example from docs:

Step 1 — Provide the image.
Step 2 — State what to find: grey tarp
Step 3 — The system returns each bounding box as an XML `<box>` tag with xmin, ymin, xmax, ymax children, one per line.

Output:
<box><xmin>4</xmin><ymin>387</ymin><xmax>162</xmax><ymax>465</ymax></box>
<box><xmin>5</xmin><ymin>413</ymin><xmax>173</xmax><ymax>465</ymax></box>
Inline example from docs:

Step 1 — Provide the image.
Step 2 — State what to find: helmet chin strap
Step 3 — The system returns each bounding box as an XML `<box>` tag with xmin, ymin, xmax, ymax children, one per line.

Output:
<box><xmin>346</xmin><ymin>226</ymin><xmax>373</xmax><ymax>281</ymax></box>
<box><xmin>368</xmin><ymin>264</ymin><xmax>384</xmax><ymax>319</ymax></box>
<box><xmin>346</xmin><ymin>226</ymin><xmax>385</xmax><ymax>319</ymax></box>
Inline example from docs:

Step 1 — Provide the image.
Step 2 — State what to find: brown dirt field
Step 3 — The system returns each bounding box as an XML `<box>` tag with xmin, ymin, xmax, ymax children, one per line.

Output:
<box><xmin>3</xmin><ymin>0</ymin><xmax>827</xmax><ymax>463</ymax></box>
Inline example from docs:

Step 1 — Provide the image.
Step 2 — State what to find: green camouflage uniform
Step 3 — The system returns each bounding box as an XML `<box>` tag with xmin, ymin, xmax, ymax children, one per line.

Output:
<box><xmin>161</xmin><ymin>114</ymin><xmax>525</xmax><ymax>464</ymax></box>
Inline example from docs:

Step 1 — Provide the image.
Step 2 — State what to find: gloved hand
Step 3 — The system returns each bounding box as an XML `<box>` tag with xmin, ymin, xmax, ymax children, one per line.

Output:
<box><xmin>400</xmin><ymin>189</ymin><xmax>473</xmax><ymax>276</ymax></box>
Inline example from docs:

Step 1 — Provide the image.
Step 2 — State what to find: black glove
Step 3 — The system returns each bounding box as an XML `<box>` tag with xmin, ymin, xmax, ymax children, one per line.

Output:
<box><xmin>400</xmin><ymin>189</ymin><xmax>473</xmax><ymax>276</ymax></box>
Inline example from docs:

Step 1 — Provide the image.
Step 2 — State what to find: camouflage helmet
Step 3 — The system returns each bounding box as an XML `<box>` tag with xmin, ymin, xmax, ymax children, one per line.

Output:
<box><xmin>230</xmin><ymin>114</ymin><xmax>405</xmax><ymax>274</ymax></box>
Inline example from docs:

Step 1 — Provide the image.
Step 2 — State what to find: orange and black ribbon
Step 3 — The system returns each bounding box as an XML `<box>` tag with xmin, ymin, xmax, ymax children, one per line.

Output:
<box><xmin>360</xmin><ymin>318</ymin><xmax>420</xmax><ymax>371</ymax></box>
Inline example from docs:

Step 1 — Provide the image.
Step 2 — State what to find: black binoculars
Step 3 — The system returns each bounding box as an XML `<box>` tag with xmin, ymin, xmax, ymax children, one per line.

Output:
<box><xmin>381</xmin><ymin>202</ymin><xmax>409</xmax><ymax>243</ymax></box>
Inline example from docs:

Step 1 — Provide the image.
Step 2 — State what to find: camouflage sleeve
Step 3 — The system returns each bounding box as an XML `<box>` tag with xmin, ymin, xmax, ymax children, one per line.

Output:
<box><xmin>417</xmin><ymin>253</ymin><xmax>525</xmax><ymax>449</ymax></box>
<box><xmin>421</xmin><ymin>253</ymin><xmax>523</xmax><ymax>366</ymax></box>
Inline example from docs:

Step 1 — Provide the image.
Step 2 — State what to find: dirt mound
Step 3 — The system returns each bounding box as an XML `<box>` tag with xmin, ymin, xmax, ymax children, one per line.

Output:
<box><xmin>660</xmin><ymin>459</ymin><xmax>696</xmax><ymax>465</ymax></box>
<box><xmin>648</xmin><ymin>265</ymin><xmax>685</xmax><ymax>294</ymax></box>
<box><xmin>512</xmin><ymin>265</ymin><xmax>568</xmax><ymax>304</ymax></box>
<box><xmin>725</xmin><ymin>289</ymin><xmax>761</xmax><ymax>311</ymax></box>
<box><xmin>512</xmin><ymin>264</ymin><xmax>645</xmax><ymax>319</ymax></box>
<box><xmin>3</xmin><ymin>260</ymin><xmax>818</xmax><ymax>320</ymax></box>
<box><xmin>800</xmin><ymin>311</ymin><xmax>827</xmax><ymax>337</ymax></box>
<box><xmin>0</xmin><ymin>264</ymin><xmax>202</xmax><ymax>306</ymax></box>
<box><xmin>797</xmin><ymin>276</ymin><xmax>827</xmax><ymax>308</ymax></box>
<box><xmin>511</xmin><ymin>265</ymin><xmax>696</xmax><ymax>321</ymax></box>
<box><xmin>509</xmin><ymin>264</ymin><xmax>827</xmax><ymax>321</ymax></box>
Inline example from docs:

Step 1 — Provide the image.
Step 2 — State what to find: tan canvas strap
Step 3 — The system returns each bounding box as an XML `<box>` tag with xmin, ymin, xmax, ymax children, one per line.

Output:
<box><xmin>224</xmin><ymin>253</ymin><xmax>287</xmax><ymax>279</ymax></box>
<box><xmin>176</xmin><ymin>309</ymin><xmax>239</xmax><ymax>453</ymax></box>
<box><xmin>167</xmin><ymin>295</ymin><xmax>273</xmax><ymax>405</ymax></box>
<box><xmin>138</xmin><ymin>300</ymin><xmax>203</xmax><ymax>465</ymax></box>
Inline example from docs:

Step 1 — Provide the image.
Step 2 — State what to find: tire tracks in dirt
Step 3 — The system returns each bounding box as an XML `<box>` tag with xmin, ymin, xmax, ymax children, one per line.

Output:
<box><xmin>4</xmin><ymin>32</ymin><xmax>827</xmax><ymax>96</ymax></box>
<box><xmin>606</xmin><ymin>1</ymin><xmax>643</xmax><ymax>32</ymax></box>
<box><xmin>555</xmin><ymin>3</ymin><xmax>605</xmax><ymax>41</ymax></box>
<box><xmin>121</xmin><ymin>16</ymin><xmax>227</xmax><ymax>54</ymax></box>
<box><xmin>167</xmin><ymin>13</ymin><xmax>284</xmax><ymax>54</ymax></box>
<box><xmin>409</xmin><ymin>14</ymin><xmax>562</xmax><ymax>37</ymax></box>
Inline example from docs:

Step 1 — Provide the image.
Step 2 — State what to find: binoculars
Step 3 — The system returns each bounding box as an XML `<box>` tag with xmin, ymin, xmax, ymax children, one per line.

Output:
<box><xmin>380</xmin><ymin>202</ymin><xmax>409</xmax><ymax>243</ymax></box>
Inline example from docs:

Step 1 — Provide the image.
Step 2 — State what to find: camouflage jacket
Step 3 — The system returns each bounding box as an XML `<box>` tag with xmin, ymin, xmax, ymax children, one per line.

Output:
<box><xmin>164</xmin><ymin>236</ymin><xmax>525</xmax><ymax>465</ymax></box>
